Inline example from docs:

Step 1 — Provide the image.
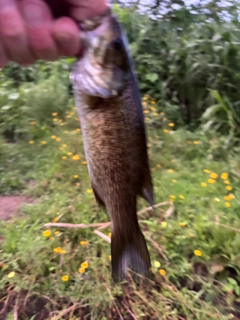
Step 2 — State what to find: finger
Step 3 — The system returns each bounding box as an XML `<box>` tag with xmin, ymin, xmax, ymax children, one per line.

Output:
<box><xmin>0</xmin><ymin>39</ymin><xmax>8</xmax><ymax>68</ymax></box>
<box><xmin>21</xmin><ymin>0</ymin><xmax>58</xmax><ymax>61</ymax></box>
<box><xmin>51</xmin><ymin>17</ymin><xmax>81</xmax><ymax>57</ymax></box>
<box><xmin>67</xmin><ymin>0</ymin><xmax>109</xmax><ymax>21</ymax></box>
<box><xmin>0</xmin><ymin>0</ymin><xmax>35</xmax><ymax>65</ymax></box>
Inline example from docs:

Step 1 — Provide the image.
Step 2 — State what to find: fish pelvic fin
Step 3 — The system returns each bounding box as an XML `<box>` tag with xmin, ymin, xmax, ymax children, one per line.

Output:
<box><xmin>111</xmin><ymin>227</ymin><xmax>151</xmax><ymax>283</ymax></box>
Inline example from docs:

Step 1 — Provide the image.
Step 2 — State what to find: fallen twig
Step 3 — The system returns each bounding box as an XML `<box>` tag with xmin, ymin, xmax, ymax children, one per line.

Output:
<box><xmin>50</xmin><ymin>303</ymin><xmax>81</xmax><ymax>320</ymax></box>
<box><xmin>43</xmin><ymin>222</ymin><xmax>106</xmax><ymax>229</ymax></box>
<box><xmin>145</xmin><ymin>235</ymin><xmax>168</xmax><ymax>262</ymax></box>
<box><xmin>94</xmin><ymin>230</ymin><xmax>111</xmax><ymax>243</ymax></box>
<box><xmin>43</xmin><ymin>201</ymin><xmax>173</xmax><ymax>230</ymax></box>
<box><xmin>215</xmin><ymin>221</ymin><xmax>240</xmax><ymax>233</ymax></box>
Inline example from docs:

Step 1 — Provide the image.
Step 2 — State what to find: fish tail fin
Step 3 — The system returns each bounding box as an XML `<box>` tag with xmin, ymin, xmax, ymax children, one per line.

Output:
<box><xmin>111</xmin><ymin>228</ymin><xmax>151</xmax><ymax>283</ymax></box>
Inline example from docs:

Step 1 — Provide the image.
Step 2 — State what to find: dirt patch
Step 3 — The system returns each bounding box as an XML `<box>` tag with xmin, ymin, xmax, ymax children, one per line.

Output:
<box><xmin>0</xmin><ymin>196</ymin><xmax>32</xmax><ymax>221</ymax></box>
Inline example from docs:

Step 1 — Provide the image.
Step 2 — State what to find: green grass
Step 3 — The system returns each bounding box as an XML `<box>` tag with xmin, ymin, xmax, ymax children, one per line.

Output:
<box><xmin>0</xmin><ymin>102</ymin><xmax>240</xmax><ymax>320</ymax></box>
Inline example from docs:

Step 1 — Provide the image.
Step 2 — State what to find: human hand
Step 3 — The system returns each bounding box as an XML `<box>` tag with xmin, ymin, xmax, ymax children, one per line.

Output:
<box><xmin>0</xmin><ymin>0</ymin><xmax>108</xmax><ymax>67</ymax></box>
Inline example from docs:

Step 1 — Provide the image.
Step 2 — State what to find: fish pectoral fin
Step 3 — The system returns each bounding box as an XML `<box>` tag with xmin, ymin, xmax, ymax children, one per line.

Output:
<box><xmin>91</xmin><ymin>183</ymin><xmax>106</xmax><ymax>209</ymax></box>
<box><xmin>111</xmin><ymin>229</ymin><xmax>151</xmax><ymax>283</ymax></box>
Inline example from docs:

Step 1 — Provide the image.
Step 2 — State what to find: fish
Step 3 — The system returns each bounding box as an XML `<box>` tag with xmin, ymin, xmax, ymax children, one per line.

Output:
<box><xmin>70</xmin><ymin>8</ymin><xmax>154</xmax><ymax>282</ymax></box>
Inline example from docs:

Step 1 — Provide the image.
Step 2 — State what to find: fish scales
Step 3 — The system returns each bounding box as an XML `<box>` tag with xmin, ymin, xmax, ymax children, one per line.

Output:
<box><xmin>71</xmin><ymin>9</ymin><xmax>154</xmax><ymax>282</ymax></box>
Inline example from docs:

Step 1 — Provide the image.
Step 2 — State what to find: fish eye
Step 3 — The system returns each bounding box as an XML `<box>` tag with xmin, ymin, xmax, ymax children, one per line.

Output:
<box><xmin>112</xmin><ymin>37</ymin><xmax>123</xmax><ymax>51</ymax></box>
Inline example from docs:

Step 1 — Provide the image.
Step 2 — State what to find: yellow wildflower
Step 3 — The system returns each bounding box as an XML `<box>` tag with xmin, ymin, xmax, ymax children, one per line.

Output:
<box><xmin>228</xmin><ymin>194</ymin><xmax>235</xmax><ymax>200</ymax></box>
<box><xmin>194</xmin><ymin>249</ymin><xmax>202</xmax><ymax>257</ymax></box>
<box><xmin>62</xmin><ymin>144</ymin><xmax>67</xmax><ymax>148</ymax></box>
<box><xmin>109</xmin><ymin>255</ymin><xmax>112</xmax><ymax>261</ymax></box>
<box><xmin>144</xmin><ymin>110</ymin><xmax>149</xmax><ymax>114</ymax></box>
<box><xmin>168</xmin><ymin>123</ymin><xmax>175</xmax><ymax>127</ymax></box>
<box><xmin>51</xmin><ymin>135</ymin><xmax>56</xmax><ymax>139</ymax></box>
<box><xmin>43</xmin><ymin>230</ymin><xmax>51</xmax><ymax>237</ymax></box>
<box><xmin>221</xmin><ymin>172</ymin><xmax>228</xmax><ymax>180</ymax></box>
<box><xmin>226</xmin><ymin>186</ymin><xmax>232</xmax><ymax>191</ymax></box>
<box><xmin>82</xmin><ymin>161</ymin><xmax>87</xmax><ymax>164</ymax></box>
<box><xmin>225</xmin><ymin>202</ymin><xmax>231</xmax><ymax>207</ymax></box>
<box><xmin>72</xmin><ymin>154</ymin><xmax>80</xmax><ymax>160</ymax></box>
<box><xmin>224</xmin><ymin>180</ymin><xmax>230</xmax><ymax>184</ymax></box>
<box><xmin>41</xmin><ymin>141</ymin><xmax>47</xmax><ymax>145</ymax></box>
<box><xmin>172</xmin><ymin>179</ymin><xmax>177</xmax><ymax>183</ymax></box>
<box><xmin>189</xmin><ymin>233</ymin><xmax>195</xmax><ymax>237</ymax></box>
<box><xmin>87</xmin><ymin>189</ymin><xmax>93</xmax><ymax>194</ymax></box>
<box><xmin>163</xmin><ymin>129</ymin><xmax>169</xmax><ymax>133</ymax></box>
<box><xmin>208</xmin><ymin>179</ymin><xmax>215</xmax><ymax>184</ymax></box>
<box><xmin>210</xmin><ymin>172</ymin><xmax>218</xmax><ymax>179</ymax></box>
<box><xmin>153</xmin><ymin>261</ymin><xmax>161</xmax><ymax>268</ymax></box>
<box><xmin>73</xmin><ymin>175</ymin><xmax>79</xmax><ymax>179</ymax></box>
<box><xmin>62</xmin><ymin>156</ymin><xmax>66</xmax><ymax>160</ymax></box>
<box><xmin>179</xmin><ymin>222</ymin><xmax>186</xmax><ymax>227</ymax></box>
<box><xmin>153</xmin><ymin>113</ymin><xmax>158</xmax><ymax>116</ymax></box>
<box><xmin>61</xmin><ymin>275</ymin><xmax>69</xmax><ymax>282</ymax></box>
<box><xmin>52</xmin><ymin>217</ymin><xmax>58</xmax><ymax>222</ymax></box>
<box><xmin>54</xmin><ymin>231</ymin><xmax>60</xmax><ymax>235</ymax></box>
<box><xmin>201</xmin><ymin>182</ymin><xmax>207</xmax><ymax>187</ymax></box>
<box><xmin>108</xmin><ymin>233</ymin><xmax>112</xmax><ymax>238</ymax></box>
<box><xmin>29</xmin><ymin>140</ymin><xmax>34</xmax><ymax>144</ymax></box>
<box><xmin>80</xmin><ymin>240</ymin><xmax>89</xmax><ymax>246</ymax></box>
<box><xmin>159</xmin><ymin>269</ymin><xmax>166</xmax><ymax>276</ymax></box>
<box><xmin>179</xmin><ymin>195</ymin><xmax>185</xmax><ymax>199</ymax></box>
<box><xmin>78</xmin><ymin>267</ymin><xmax>86</xmax><ymax>274</ymax></box>
<box><xmin>54</xmin><ymin>247</ymin><xmax>61</xmax><ymax>253</ymax></box>
<box><xmin>56</xmin><ymin>138</ymin><xmax>61</xmax><ymax>142</ymax></box>
<box><xmin>52</xmin><ymin>112</ymin><xmax>58</xmax><ymax>116</ymax></box>
<box><xmin>168</xmin><ymin>169</ymin><xmax>174</xmax><ymax>173</ymax></box>
<box><xmin>214</xmin><ymin>198</ymin><xmax>220</xmax><ymax>202</ymax></box>
<box><xmin>75</xmin><ymin>128</ymin><xmax>81</xmax><ymax>133</ymax></box>
<box><xmin>81</xmin><ymin>261</ymin><xmax>89</xmax><ymax>269</ymax></box>
<box><xmin>8</xmin><ymin>271</ymin><xmax>15</xmax><ymax>278</ymax></box>
<box><xmin>203</xmin><ymin>169</ymin><xmax>210</xmax><ymax>173</ymax></box>
<box><xmin>193</xmin><ymin>141</ymin><xmax>200</xmax><ymax>145</ymax></box>
<box><xmin>60</xmin><ymin>249</ymin><xmax>66</xmax><ymax>254</ymax></box>
<box><xmin>145</xmin><ymin>117</ymin><xmax>150</xmax><ymax>121</ymax></box>
<box><xmin>161</xmin><ymin>221</ymin><xmax>167</xmax><ymax>228</ymax></box>
<box><xmin>30</xmin><ymin>121</ymin><xmax>36</xmax><ymax>125</ymax></box>
<box><xmin>53</xmin><ymin>118</ymin><xmax>58</xmax><ymax>122</ymax></box>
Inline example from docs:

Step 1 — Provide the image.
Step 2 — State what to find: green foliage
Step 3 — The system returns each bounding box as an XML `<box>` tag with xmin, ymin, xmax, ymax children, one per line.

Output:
<box><xmin>0</xmin><ymin>60</ymin><xmax>74</xmax><ymax>141</ymax></box>
<box><xmin>113</xmin><ymin>2</ymin><xmax>240</xmax><ymax>134</ymax></box>
<box><xmin>202</xmin><ymin>90</ymin><xmax>240</xmax><ymax>145</ymax></box>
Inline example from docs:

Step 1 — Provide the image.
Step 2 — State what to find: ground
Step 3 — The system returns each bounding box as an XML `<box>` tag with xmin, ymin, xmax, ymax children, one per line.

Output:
<box><xmin>0</xmin><ymin>196</ymin><xmax>31</xmax><ymax>221</ymax></box>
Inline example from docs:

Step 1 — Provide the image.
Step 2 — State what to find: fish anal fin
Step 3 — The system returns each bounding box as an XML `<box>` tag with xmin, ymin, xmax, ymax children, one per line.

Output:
<box><xmin>141</xmin><ymin>165</ymin><xmax>154</xmax><ymax>207</ymax></box>
<box><xmin>91</xmin><ymin>183</ymin><xmax>106</xmax><ymax>209</ymax></box>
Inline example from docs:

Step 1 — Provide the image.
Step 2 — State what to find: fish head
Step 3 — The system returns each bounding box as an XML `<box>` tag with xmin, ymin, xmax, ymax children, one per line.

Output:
<box><xmin>71</xmin><ymin>12</ymin><xmax>130</xmax><ymax>98</ymax></box>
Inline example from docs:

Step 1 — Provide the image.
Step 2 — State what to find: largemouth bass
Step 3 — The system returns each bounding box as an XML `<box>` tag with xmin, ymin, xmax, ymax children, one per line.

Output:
<box><xmin>71</xmin><ymin>8</ymin><xmax>154</xmax><ymax>282</ymax></box>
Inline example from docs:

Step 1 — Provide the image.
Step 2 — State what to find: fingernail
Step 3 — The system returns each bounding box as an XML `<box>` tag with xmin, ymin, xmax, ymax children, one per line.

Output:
<box><xmin>23</xmin><ymin>3</ymin><xmax>45</xmax><ymax>27</ymax></box>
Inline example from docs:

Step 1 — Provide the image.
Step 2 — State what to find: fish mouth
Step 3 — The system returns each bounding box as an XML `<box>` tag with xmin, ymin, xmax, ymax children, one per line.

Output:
<box><xmin>71</xmin><ymin>10</ymin><xmax>123</xmax><ymax>98</ymax></box>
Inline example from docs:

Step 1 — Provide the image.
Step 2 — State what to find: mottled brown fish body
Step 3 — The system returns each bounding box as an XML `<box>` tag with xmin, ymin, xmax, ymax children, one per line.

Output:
<box><xmin>71</xmin><ymin>10</ymin><xmax>153</xmax><ymax>282</ymax></box>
